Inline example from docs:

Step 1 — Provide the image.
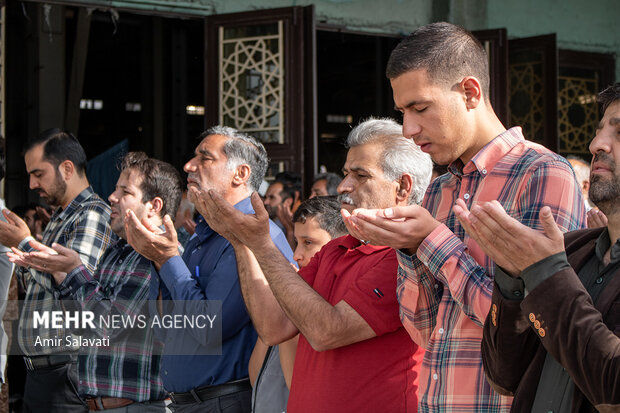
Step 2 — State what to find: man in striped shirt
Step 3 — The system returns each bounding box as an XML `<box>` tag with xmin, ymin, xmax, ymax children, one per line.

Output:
<box><xmin>0</xmin><ymin>129</ymin><xmax>114</xmax><ymax>412</ymax></box>
<box><xmin>14</xmin><ymin>152</ymin><xmax>184</xmax><ymax>411</ymax></box>
<box><xmin>343</xmin><ymin>23</ymin><xmax>587</xmax><ymax>412</ymax></box>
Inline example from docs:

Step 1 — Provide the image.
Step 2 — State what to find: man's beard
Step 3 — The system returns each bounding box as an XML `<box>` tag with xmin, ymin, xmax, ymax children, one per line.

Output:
<box><xmin>264</xmin><ymin>205</ymin><xmax>278</xmax><ymax>220</ymax></box>
<box><xmin>40</xmin><ymin>172</ymin><xmax>67</xmax><ymax>207</ymax></box>
<box><xmin>589</xmin><ymin>153</ymin><xmax>620</xmax><ymax>215</ymax></box>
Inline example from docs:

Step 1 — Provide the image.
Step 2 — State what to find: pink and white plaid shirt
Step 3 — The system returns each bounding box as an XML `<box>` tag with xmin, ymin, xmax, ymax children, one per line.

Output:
<box><xmin>397</xmin><ymin>127</ymin><xmax>587</xmax><ymax>412</ymax></box>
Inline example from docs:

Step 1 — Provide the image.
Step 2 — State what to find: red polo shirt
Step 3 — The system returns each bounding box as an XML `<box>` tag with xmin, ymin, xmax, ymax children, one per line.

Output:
<box><xmin>287</xmin><ymin>235</ymin><xmax>423</xmax><ymax>412</ymax></box>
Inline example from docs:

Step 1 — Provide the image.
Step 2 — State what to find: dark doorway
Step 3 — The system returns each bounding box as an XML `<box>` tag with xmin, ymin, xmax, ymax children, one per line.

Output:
<box><xmin>316</xmin><ymin>30</ymin><xmax>401</xmax><ymax>176</ymax></box>
<box><xmin>74</xmin><ymin>10</ymin><xmax>205</xmax><ymax>167</ymax></box>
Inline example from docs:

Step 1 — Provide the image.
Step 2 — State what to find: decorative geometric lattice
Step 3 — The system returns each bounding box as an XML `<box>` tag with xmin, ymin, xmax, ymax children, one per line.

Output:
<box><xmin>219</xmin><ymin>22</ymin><xmax>284</xmax><ymax>144</ymax></box>
<box><xmin>558</xmin><ymin>75</ymin><xmax>598</xmax><ymax>156</ymax></box>
<box><xmin>509</xmin><ymin>61</ymin><xmax>545</xmax><ymax>144</ymax></box>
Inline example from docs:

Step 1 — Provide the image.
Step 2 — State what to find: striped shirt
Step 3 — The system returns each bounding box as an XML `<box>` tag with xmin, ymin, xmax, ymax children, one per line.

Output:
<box><xmin>397</xmin><ymin>127</ymin><xmax>587</xmax><ymax>412</ymax></box>
<box><xmin>58</xmin><ymin>239</ymin><xmax>166</xmax><ymax>402</ymax></box>
<box><xmin>17</xmin><ymin>186</ymin><xmax>115</xmax><ymax>355</ymax></box>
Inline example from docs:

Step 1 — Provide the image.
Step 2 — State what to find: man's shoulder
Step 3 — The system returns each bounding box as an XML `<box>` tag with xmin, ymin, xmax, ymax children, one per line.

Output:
<box><xmin>564</xmin><ymin>227</ymin><xmax>604</xmax><ymax>253</ymax></box>
<box><xmin>66</xmin><ymin>190</ymin><xmax>111</xmax><ymax>219</ymax></box>
<box><xmin>509</xmin><ymin>139</ymin><xmax>571</xmax><ymax>171</ymax></box>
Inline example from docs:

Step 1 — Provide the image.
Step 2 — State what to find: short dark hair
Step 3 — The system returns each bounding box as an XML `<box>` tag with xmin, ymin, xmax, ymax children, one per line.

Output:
<box><xmin>25</xmin><ymin>129</ymin><xmax>88</xmax><ymax>176</ymax></box>
<box><xmin>386</xmin><ymin>22</ymin><xmax>490</xmax><ymax>100</ymax></box>
<box><xmin>275</xmin><ymin>171</ymin><xmax>302</xmax><ymax>193</ymax></box>
<box><xmin>119</xmin><ymin>152</ymin><xmax>184</xmax><ymax>219</ymax></box>
<box><xmin>312</xmin><ymin>173</ymin><xmax>341</xmax><ymax>196</ymax></box>
<box><xmin>279</xmin><ymin>182</ymin><xmax>297</xmax><ymax>203</ymax></box>
<box><xmin>292</xmin><ymin>196</ymin><xmax>347</xmax><ymax>239</ymax></box>
<box><xmin>597</xmin><ymin>83</ymin><xmax>620</xmax><ymax>114</ymax></box>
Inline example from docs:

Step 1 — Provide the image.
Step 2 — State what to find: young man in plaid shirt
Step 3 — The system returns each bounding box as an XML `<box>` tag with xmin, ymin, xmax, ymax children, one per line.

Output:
<box><xmin>343</xmin><ymin>23</ymin><xmax>587</xmax><ymax>412</ymax></box>
<box><xmin>0</xmin><ymin>129</ymin><xmax>114</xmax><ymax>412</ymax></box>
<box><xmin>13</xmin><ymin>152</ymin><xmax>184</xmax><ymax>411</ymax></box>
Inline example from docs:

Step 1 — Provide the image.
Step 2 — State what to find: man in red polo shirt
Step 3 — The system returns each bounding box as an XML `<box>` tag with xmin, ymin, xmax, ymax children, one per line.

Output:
<box><xmin>195</xmin><ymin>117</ymin><xmax>433</xmax><ymax>412</ymax></box>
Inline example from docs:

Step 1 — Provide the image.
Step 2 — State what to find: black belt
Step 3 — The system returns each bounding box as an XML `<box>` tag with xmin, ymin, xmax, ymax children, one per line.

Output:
<box><xmin>24</xmin><ymin>354</ymin><xmax>76</xmax><ymax>371</ymax></box>
<box><xmin>169</xmin><ymin>378</ymin><xmax>251</xmax><ymax>405</ymax></box>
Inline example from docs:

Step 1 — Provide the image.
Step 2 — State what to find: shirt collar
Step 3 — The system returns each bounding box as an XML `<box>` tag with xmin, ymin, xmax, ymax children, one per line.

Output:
<box><xmin>448</xmin><ymin>127</ymin><xmax>525</xmax><ymax>177</ymax></box>
<box><xmin>53</xmin><ymin>186</ymin><xmax>97</xmax><ymax>221</ymax></box>
<box><xmin>196</xmin><ymin>196</ymin><xmax>253</xmax><ymax>242</ymax></box>
<box><xmin>595</xmin><ymin>227</ymin><xmax>620</xmax><ymax>265</ymax></box>
<box><xmin>335</xmin><ymin>234</ymin><xmax>392</xmax><ymax>255</ymax></box>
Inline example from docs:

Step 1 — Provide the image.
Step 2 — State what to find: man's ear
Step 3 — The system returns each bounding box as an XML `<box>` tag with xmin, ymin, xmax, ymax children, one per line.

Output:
<box><xmin>460</xmin><ymin>76</ymin><xmax>483</xmax><ymax>110</ymax></box>
<box><xmin>148</xmin><ymin>197</ymin><xmax>164</xmax><ymax>218</ymax></box>
<box><xmin>396</xmin><ymin>174</ymin><xmax>414</xmax><ymax>204</ymax></box>
<box><xmin>232</xmin><ymin>164</ymin><xmax>251</xmax><ymax>186</ymax></box>
<box><xmin>58</xmin><ymin>160</ymin><xmax>75</xmax><ymax>181</ymax></box>
<box><xmin>283</xmin><ymin>197</ymin><xmax>293</xmax><ymax>210</ymax></box>
<box><xmin>582</xmin><ymin>180</ymin><xmax>590</xmax><ymax>192</ymax></box>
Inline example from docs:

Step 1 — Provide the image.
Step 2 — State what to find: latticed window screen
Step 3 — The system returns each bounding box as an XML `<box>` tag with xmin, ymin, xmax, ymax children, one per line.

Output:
<box><xmin>509</xmin><ymin>55</ymin><xmax>546</xmax><ymax>145</ymax></box>
<box><xmin>558</xmin><ymin>70</ymin><xmax>599</xmax><ymax>157</ymax></box>
<box><xmin>218</xmin><ymin>21</ymin><xmax>284</xmax><ymax>144</ymax></box>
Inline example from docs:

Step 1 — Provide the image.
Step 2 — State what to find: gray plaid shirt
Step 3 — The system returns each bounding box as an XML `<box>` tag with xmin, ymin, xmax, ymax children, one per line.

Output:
<box><xmin>17</xmin><ymin>186</ymin><xmax>115</xmax><ymax>355</ymax></box>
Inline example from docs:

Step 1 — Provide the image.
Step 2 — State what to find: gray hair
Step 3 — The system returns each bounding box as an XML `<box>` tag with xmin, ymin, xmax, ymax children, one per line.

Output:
<box><xmin>202</xmin><ymin>125</ymin><xmax>268</xmax><ymax>193</ymax></box>
<box><xmin>346</xmin><ymin>117</ymin><xmax>432</xmax><ymax>205</ymax></box>
<box><xmin>566</xmin><ymin>155</ymin><xmax>590</xmax><ymax>185</ymax></box>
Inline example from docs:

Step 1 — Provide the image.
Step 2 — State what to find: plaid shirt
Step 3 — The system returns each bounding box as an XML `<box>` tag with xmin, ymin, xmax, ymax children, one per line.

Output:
<box><xmin>17</xmin><ymin>187</ymin><xmax>114</xmax><ymax>355</ymax></box>
<box><xmin>58</xmin><ymin>239</ymin><xmax>166</xmax><ymax>402</ymax></box>
<box><xmin>397</xmin><ymin>127</ymin><xmax>587</xmax><ymax>412</ymax></box>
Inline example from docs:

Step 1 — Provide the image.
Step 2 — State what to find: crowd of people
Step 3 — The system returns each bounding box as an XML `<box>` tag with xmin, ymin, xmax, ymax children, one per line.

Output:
<box><xmin>0</xmin><ymin>20</ymin><xmax>616</xmax><ymax>413</ymax></box>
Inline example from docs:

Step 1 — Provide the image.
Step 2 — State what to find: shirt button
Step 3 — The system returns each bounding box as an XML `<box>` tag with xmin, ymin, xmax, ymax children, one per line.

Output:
<box><xmin>482</xmin><ymin>169</ymin><xmax>487</xmax><ymax>175</ymax></box>
<box><xmin>434</xmin><ymin>284</ymin><xmax>440</xmax><ymax>290</ymax></box>
<box><xmin>595</xmin><ymin>277</ymin><xmax>603</xmax><ymax>284</ymax></box>
<box><xmin>432</xmin><ymin>373</ymin><xmax>438</xmax><ymax>380</ymax></box>
<box><xmin>463</xmin><ymin>193</ymin><xmax>470</xmax><ymax>200</ymax></box>
<box><xmin>438</xmin><ymin>328</ymin><xmax>444</xmax><ymax>335</ymax></box>
<box><xmin>512</xmin><ymin>290</ymin><xmax>522</xmax><ymax>297</ymax></box>
<box><xmin>164</xmin><ymin>370</ymin><xmax>168</xmax><ymax>375</ymax></box>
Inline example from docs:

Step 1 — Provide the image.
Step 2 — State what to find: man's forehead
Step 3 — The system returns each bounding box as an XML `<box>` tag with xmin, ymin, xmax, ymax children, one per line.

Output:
<box><xmin>344</xmin><ymin>143</ymin><xmax>381</xmax><ymax>169</ymax></box>
<box><xmin>196</xmin><ymin>134</ymin><xmax>227</xmax><ymax>153</ymax></box>
<box><xmin>118</xmin><ymin>168</ymin><xmax>143</xmax><ymax>188</ymax></box>
<box><xmin>603</xmin><ymin>101</ymin><xmax>620</xmax><ymax>122</ymax></box>
<box><xmin>267</xmin><ymin>181</ymin><xmax>283</xmax><ymax>194</ymax></box>
<box><xmin>25</xmin><ymin>144</ymin><xmax>49</xmax><ymax>168</ymax></box>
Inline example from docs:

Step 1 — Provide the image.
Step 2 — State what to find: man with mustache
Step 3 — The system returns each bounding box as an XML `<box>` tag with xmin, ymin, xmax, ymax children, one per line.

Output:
<box><xmin>453</xmin><ymin>83</ymin><xmax>620</xmax><ymax>412</ymax></box>
<box><xmin>342</xmin><ymin>23</ymin><xmax>587</xmax><ymax>412</ymax></box>
<box><xmin>197</xmin><ymin>118</ymin><xmax>433</xmax><ymax>412</ymax></box>
<box><xmin>124</xmin><ymin>126</ymin><xmax>295</xmax><ymax>413</ymax></box>
<box><xmin>0</xmin><ymin>129</ymin><xmax>114</xmax><ymax>412</ymax></box>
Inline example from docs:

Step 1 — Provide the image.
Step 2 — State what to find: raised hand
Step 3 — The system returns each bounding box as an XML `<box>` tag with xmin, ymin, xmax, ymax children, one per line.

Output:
<box><xmin>199</xmin><ymin>190</ymin><xmax>270</xmax><ymax>251</ymax></box>
<box><xmin>342</xmin><ymin>205</ymin><xmax>440</xmax><ymax>254</ymax></box>
<box><xmin>453</xmin><ymin>199</ymin><xmax>565</xmax><ymax>277</ymax></box>
<box><xmin>0</xmin><ymin>209</ymin><xmax>33</xmax><ymax>248</ymax></box>
<box><xmin>125</xmin><ymin>211</ymin><xmax>179</xmax><ymax>269</ymax></box>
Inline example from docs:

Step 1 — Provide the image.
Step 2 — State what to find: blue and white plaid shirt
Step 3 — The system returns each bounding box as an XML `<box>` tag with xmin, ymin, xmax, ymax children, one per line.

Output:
<box><xmin>17</xmin><ymin>186</ymin><xmax>115</xmax><ymax>356</ymax></box>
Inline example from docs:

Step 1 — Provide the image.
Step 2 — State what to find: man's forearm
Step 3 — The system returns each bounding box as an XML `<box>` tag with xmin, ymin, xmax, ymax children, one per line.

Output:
<box><xmin>233</xmin><ymin>243</ymin><xmax>298</xmax><ymax>345</ymax></box>
<box><xmin>249</xmin><ymin>241</ymin><xmax>373</xmax><ymax>351</ymax></box>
